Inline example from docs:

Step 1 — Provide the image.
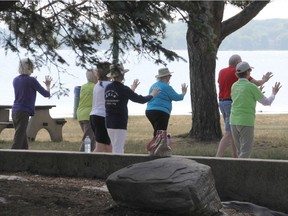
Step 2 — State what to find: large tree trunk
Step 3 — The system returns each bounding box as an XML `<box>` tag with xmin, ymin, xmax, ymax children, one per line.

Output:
<box><xmin>186</xmin><ymin>31</ymin><xmax>221</xmax><ymax>141</ymax></box>
<box><xmin>168</xmin><ymin>1</ymin><xmax>270</xmax><ymax>142</ymax></box>
<box><xmin>186</xmin><ymin>1</ymin><xmax>224</xmax><ymax>141</ymax></box>
<box><xmin>184</xmin><ymin>1</ymin><xmax>270</xmax><ymax>141</ymax></box>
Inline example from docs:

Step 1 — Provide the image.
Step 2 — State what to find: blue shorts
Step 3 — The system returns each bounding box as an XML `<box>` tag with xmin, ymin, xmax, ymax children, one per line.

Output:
<box><xmin>219</xmin><ymin>100</ymin><xmax>232</xmax><ymax>132</ymax></box>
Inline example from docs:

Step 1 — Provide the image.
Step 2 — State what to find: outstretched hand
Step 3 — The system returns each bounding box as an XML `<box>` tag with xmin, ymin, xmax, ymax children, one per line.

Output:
<box><xmin>262</xmin><ymin>72</ymin><xmax>273</xmax><ymax>83</ymax></box>
<box><xmin>43</xmin><ymin>75</ymin><xmax>52</xmax><ymax>87</ymax></box>
<box><xmin>272</xmin><ymin>82</ymin><xmax>281</xmax><ymax>96</ymax></box>
<box><xmin>259</xmin><ymin>85</ymin><xmax>265</xmax><ymax>94</ymax></box>
<box><xmin>181</xmin><ymin>83</ymin><xmax>188</xmax><ymax>95</ymax></box>
<box><xmin>150</xmin><ymin>88</ymin><xmax>159</xmax><ymax>97</ymax></box>
<box><xmin>131</xmin><ymin>79</ymin><xmax>140</xmax><ymax>92</ymax></box>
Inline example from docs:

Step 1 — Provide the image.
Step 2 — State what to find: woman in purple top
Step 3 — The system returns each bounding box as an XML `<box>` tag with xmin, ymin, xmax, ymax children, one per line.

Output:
<box><xmin>12</xmin><ymin>58</ymin><xmax>52</xmax><ymax>149</ymax></box>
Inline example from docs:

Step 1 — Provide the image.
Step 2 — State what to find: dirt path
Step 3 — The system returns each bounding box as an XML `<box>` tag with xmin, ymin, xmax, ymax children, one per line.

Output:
<box><xmin>0</xmin><ymin>172</ymin><xmax>254</xmax><ymax>216</ymax></box>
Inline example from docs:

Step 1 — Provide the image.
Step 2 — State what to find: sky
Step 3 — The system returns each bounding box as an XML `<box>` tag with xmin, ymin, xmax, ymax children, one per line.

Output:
<box><xmin>224</xmin><ymin>0</ymin><xmax>288</xmax><ymax>20</ymax></box>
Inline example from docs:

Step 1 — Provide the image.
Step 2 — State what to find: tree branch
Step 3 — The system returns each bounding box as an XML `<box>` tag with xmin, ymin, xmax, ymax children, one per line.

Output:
<box><xmin>220</xmin><ymin>0</ymin><xmax>270</xmax><ymax>43</ymax></box>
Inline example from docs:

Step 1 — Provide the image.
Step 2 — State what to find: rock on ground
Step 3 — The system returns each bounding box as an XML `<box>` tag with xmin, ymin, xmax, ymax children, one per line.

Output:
<box><xmin>107</xmin><ymin>157</ymin><xmax>222</xmax><ymax>216</ymax></box>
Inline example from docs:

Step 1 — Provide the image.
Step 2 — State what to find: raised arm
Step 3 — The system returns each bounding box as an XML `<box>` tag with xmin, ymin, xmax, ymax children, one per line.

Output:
<box><xmin>181</xmin><ymin>83</ymin><xmax>188</xmax><ymax>95</ymax></box>
<box><xmin>130</xmin><ymin>79</ymin><xmax>140</xmax><ymax>92</ymax></box>
<box><xmin>43</xmin><ymin>75</ymin><xmax>52</xmax><ymax>92</ymax></box>
<box><xmin>250</xmin><ymin>72</ymin><xmax>273</xmax><ymax>86</ymax></box>
<box><xmin>259</xmin><ymin>82</ymin><xmax>281</xmax><ymax>106</ymax></box>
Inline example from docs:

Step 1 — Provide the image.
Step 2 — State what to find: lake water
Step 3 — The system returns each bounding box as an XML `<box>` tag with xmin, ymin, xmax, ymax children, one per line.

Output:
<box><xmin>1</xmin><ymin>49</ymin><xmax>288</xmax><ymax>117</ymax></box>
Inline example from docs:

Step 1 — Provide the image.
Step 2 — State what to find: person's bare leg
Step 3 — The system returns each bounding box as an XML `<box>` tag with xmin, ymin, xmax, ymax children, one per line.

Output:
<box><xmin>93</xmin><ymin>142</ymin><xmax>112</xmax><ymax>153</ymax></box>
<box><xmin>231</xmin><ymin>140</ymin><xmax>238</xmax><ymax>158</ymax></box>
<box><xmin>216</xmin><ymin>131</ymin><xmax>237</xmax><ymax>157</ymax></box>
<box><xmin>93</xmin><ymin>142</ymin><xmax>106</xmax><ymax>152</ymax></box>
<box><xmin>105</xmin><ymin>144</ymin><xmax>112</xmax><ymax>153</ymax></box>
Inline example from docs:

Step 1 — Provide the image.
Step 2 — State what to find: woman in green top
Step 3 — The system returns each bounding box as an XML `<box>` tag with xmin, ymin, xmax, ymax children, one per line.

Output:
<box><xmin>230</xmin><ymin>61</ymin><xmax>281</xmax><ymax>158</ymax></box>
<box><xmin>77</xmin><ymin>68</ymin><xmax>98</xmax><ymax>152</ymax></box>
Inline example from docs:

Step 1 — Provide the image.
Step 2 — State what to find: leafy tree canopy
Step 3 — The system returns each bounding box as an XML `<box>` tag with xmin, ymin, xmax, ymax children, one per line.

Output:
<box><xmin>0</xmin><ymin>1</ymin><xmax>184</xmax><ymax>69</ymax></box>
<box><xmin>0</xmin><ymin>0</ymin><xmax>257</xmax><ymax>69</ymax></box>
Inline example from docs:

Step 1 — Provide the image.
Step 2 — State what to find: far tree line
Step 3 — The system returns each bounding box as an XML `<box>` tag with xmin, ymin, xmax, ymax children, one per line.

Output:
<box><xmin>2</xmin><ymin>18</ymin><xmax>284</xmax><ymax>52</ymax></box>
<box><xmin>163</xmin><ymin>19</ymin><xmax>288</xmax><ymax>50</ymax></box>
<box><xmin>45</xmin><ymin>18</ymin><xmax>287</xmax><ymax>51</ymax></box>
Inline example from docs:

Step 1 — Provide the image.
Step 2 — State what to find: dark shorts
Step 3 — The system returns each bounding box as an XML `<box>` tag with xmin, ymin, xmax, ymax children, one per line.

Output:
<box><xmin>145</xmin><ymin>110</ymin><xmax>170</xmax><ymax>137</ymax></box>
<box><xmin>90</xmin><ymin>115</ymin><xmax>111</xmax><ymax>145</ymax></box>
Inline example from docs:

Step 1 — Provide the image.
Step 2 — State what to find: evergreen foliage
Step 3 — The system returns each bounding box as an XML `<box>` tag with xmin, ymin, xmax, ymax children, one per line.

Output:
<box><xmin>0</xmin><ymin>1</ymin><xmax>183</xmax><ymax>69</ymax></box>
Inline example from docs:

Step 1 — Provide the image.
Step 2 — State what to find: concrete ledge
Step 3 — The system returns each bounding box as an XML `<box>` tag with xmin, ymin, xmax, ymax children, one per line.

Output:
<box><xmin>0</xmin><ymin>150</ymin><xmax>287</xmax><ymax>213</ymax></box>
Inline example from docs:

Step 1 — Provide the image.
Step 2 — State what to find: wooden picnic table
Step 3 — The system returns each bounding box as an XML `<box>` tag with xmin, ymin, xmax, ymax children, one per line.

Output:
<box><xmin>0</xmin><ymin>105</ymin><xmax>11</xmax><ymax>122</ymax></box>
<box><xmin>0</xmin><ymin>105</ymin><xmax>66</xmax><ymax>142</ymax></box>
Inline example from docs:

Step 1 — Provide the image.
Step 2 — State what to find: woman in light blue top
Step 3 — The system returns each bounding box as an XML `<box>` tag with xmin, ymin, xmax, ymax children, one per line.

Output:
<box><xmin>146</xmin><ymin>67</ymin><xmax>188</xmax><ymax>137</ymax></box>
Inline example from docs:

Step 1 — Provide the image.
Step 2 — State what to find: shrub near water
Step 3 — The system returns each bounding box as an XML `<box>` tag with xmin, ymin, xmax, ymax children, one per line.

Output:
<box><xmin>1</xmin><ymin>115</ymin><xmax>288</xmax><ymax>160</ymax></box>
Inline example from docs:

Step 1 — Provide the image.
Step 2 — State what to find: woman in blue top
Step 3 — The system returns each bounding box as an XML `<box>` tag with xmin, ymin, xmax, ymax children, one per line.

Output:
<box><xmin>12</xmin><ymin>58</ymin><xmax>52</xmax><ymax>149</ymax></box>
<box><xmin>146</xmin><ymin>67</ymin><xmax>188</xmax><ymax>137</ymax></box>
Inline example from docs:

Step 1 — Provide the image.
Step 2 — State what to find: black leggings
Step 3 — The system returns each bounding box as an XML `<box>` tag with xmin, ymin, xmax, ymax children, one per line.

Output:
<box><xmin>145</xmin><ymin>110</ymin><xmax>170</xmax><ymax>137</ymax></box>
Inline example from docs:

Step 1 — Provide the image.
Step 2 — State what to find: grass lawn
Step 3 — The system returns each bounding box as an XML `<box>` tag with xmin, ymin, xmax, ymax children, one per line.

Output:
<box><xmin>1</xmin><ymin>114</ymin><xmax>288</xmax><ymax>160</ymax></box>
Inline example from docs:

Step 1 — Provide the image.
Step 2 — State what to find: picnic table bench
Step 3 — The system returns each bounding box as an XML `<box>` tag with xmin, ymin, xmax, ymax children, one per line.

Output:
<box><xmin>0</xmin><ymin>106</ymin><xmax>13</xmax><ymax>134</ymax></box>
<box><xmin>0</xmin><ymin>105</ymin><xmax>66</xmax><ymax>142</ymax></box>
<box><xmin>0</xmin><ymin>121</ymin><xmax>14</xmax><ymax>131</ymax></box>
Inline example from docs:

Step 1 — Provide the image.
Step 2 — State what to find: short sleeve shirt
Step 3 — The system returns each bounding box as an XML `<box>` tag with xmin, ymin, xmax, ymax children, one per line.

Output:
<box><xmin>218</xmin><ymin>66</ymin><xmax>253</xmax><ymax>99</ymax></box>
<box><xmin>230</xmin><ymin>79</ymin><xmax>264</xmax><ymax>126</ymax></box>
<box><xmin>77</xmin><ymin>82</ymin><xmax>95</xmax><ymax>121</ymax></box>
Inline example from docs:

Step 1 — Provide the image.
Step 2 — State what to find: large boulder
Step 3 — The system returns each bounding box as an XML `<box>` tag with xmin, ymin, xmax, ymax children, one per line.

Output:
<box><xmin>106</xmin><ymin>157</ymin><xmax>222</xmax><ymax>216</ymax></box>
